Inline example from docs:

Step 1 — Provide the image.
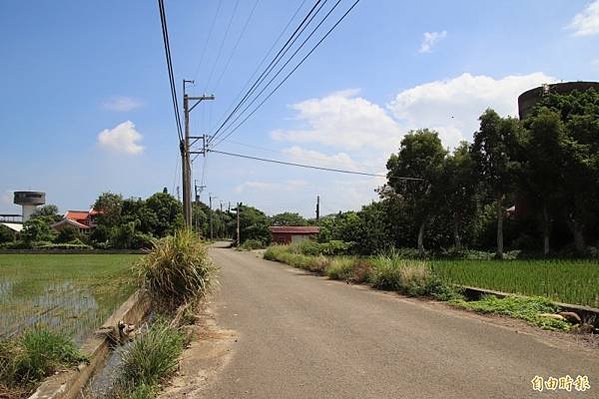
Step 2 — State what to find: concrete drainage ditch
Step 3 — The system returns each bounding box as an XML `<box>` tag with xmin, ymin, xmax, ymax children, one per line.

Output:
<box><xmin>28</xmin><ymin>290</ymin><xmax>151</xmax><ymax>399</ymax></box>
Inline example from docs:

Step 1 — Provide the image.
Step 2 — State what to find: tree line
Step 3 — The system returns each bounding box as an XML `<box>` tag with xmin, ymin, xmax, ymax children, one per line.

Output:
<box><xmin>325</xmin><ymin>89</ymin><xmax>599</xmax><ymax>258</ymax></box>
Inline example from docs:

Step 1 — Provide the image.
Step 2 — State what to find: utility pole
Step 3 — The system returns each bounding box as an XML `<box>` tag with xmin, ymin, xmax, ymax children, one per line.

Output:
<box><xmin>316</xmin><ymin>195</ymin><xmax>320</xmax><ymax>221</ymax></box>
<box><xmin>236</xmin><ymin>202</ymin><xmax>241</xmax><ymax>246</ymax></box>
<box><xmin>176</xmin><ymin>186</ymin><xmax>180</xmax><ymax>202</ymax></box>
<box><xmin>209</xmin><ymin>193</ymin><xmax>214</xmax><ymax>240</ymax></box>
<box><xmin>182</xmin><ymin>79</ymin><xmax>214</xmax><ymax>228</ymax></box>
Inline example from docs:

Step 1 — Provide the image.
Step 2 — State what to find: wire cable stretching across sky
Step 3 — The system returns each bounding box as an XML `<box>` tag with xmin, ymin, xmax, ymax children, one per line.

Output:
<box><xmin>208</xmin><ymin>0</ymin><xmax>327</xmax><ymax>145</ymax></box>
<box><xmin>208</xmin><ymin>149</ymin><xmax>424</xmax><ymax>181</ymax></box>
<box><xmin>210</xmin><ymin>0</ymin><xmax>362</xmax><ymax>149</ymax></box>
<box><xmin>157</xmin><ymin>0</ymin><xmax>183</xmax><ymax>142</ymax></box>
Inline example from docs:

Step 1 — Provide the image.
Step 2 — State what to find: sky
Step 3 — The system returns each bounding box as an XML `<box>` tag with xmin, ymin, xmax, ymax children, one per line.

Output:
<box><xmin>1</xmin><ymin>0</ymin><xmax>598</xmax><ymax>218</ymax></box>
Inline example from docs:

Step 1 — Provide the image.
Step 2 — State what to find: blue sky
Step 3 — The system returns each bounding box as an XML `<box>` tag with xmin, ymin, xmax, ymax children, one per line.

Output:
<box><xmin>1</xmin><ymin>0</ymin><xmax>598</xmax><ymax>217</ymax></box>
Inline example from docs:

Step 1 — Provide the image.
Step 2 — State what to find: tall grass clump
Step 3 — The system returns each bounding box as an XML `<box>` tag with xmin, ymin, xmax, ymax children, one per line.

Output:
<box><xmin>0</xmin><ymin>327</ymin><xmax>86</xmax><ymax>394</ymax></box>
<box><xmin>134</xmin><ymin>229</ymin><xmax>217</xmax><ymax>307</ymax></box>
<box><xmin>325</xmin><ymin>257</ymin><xmax>357</xmax><ymax>281</ymax></box>
<box><xmin>113</xmin><ymin>320</ymin><xmax>186</xmax><ymax>399</ymax></box>
<box><xmin>369</xmin><ymin>255</ymin><xmax>462</xmax><ymax>300</ymax></box>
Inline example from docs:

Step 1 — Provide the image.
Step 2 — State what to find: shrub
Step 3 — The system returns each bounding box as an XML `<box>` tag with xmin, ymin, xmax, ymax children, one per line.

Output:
<box><xmin>369</xmin><ymin>256</ymin><xmax>457</xmax><ymax>298</ymax></box>
<box><xmin>325</xmin><ymin>257</ymin><xmax>356</xmax><ymax>281</ymax></box>
<box><xmin>115</xmin><ymin>320</ymin><xmax>185</xmax><ymax>397</ymax></box>
<box><xmin>0</xmin><ymin>327</ymin><xmax>86</xmax><ymax>389</ymax></box>
<box><xmin>348</xmin><ymin>260</ymin><xmax>373</xmax><ymax>284</ymax></box>
<box><xmin>305</xmin><ymin>255</ymin><xmax>330</xmax><ymax>274</ymax></box>
<box><xmin>134</xmin><ymin>229</ymin><xmax>217</xmax><ymax>307</ymax></box>
<box><xmin>264</xmin><ymin>245</ymin><xmax>290</xmax><ymax>261</ymax></box>
<box><xmin>239</xmin><ymin>239</ymin><xmax>265</xmax><ymax>251</ymax></box>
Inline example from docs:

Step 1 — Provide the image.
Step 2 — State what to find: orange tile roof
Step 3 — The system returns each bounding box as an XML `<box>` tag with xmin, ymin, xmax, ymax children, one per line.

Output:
<box><xmin>65</xmin><ymin>210</ymin><xmax>89</xmax><ymax>220</ymax></box>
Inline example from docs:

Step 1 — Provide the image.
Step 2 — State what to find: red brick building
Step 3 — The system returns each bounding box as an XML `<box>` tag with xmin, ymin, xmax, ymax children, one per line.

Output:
<box><xmin>269</xmin><ymin>226</ymin><xmax>320</xmax><ymax>244</ymax></box>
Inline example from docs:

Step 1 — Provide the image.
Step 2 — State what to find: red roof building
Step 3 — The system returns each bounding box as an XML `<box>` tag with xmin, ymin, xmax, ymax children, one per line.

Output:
<box><xmin>269</xmin><ymin>226</ymin><xmax>320</xmax><ymax>245</ymax></box>
<box><xmin>52</xmin><ymin>209</ymin><xmax>100</xmax><ymax>233</ymax></box>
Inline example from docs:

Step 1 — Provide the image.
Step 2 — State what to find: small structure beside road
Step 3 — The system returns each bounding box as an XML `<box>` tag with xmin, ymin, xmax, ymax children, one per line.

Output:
<box><xmin>269</xmin><ymin>226</ymin><xmax>320</xmax><ymax>244</ymax></box>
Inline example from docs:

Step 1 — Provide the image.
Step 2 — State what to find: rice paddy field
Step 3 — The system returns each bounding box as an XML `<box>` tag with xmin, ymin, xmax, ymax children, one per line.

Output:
<box><xmin>431</xmin><ymin>259</ymin><xmax>599</xmax><ymax>308</ymax></box>
<box><xmin>0</xmin><ymin>254</ymin><xmax>139</xmax><ymax>344</ymax></box>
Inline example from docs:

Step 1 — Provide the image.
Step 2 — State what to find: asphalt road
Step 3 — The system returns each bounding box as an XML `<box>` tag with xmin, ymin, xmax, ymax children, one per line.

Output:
<box><xmin>202</xmin><ymin>244</ymin><xmax>598</xmax><ymax>398</ymax></box>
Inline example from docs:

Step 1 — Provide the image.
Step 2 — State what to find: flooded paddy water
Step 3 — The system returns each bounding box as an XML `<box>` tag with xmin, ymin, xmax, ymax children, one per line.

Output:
<box><xmin>0</xmin><ymin>254</ymin><xmax>138</xmax><ymax>344</ymax></box>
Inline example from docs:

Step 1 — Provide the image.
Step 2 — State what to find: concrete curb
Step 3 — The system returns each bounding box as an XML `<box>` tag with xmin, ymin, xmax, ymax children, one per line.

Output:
<box><xmin>461</xmin><ymin>286</ymin><xmax>599</xmax><ymax>325</ymax></box>
<box><xmin>28</xmin><ymin>290</ymin><xmax>151</xmax><ymax>399</ymax></box>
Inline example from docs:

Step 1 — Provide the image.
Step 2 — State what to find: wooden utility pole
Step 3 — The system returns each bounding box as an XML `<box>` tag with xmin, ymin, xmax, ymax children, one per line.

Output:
<box><xmin>316</xmin><ymin>195</ymin><xmax>320</xmax><ymax>221</ymax></box>
<box><xmin>236</xmin><ymin>202</ymin><xmax>241</xmax><ymax>246</ymax></box>
<box><xmin>209</xmin><ymin>193</ymin><xmax>214</xmax><ymax>240</ymax></box>
<box><xmin>182</xmin><ymin>79</ymin><xmax>214</xmax><ymax>228</ymax></box>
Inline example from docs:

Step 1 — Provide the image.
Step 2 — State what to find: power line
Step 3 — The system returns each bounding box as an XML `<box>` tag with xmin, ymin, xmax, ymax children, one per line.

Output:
<box><xmin>204</xmin><ymin>0</ymin><xmax>241</xmax><ymax>92</ymax></box>
<box><xmin>211</xmin><ymin>0</ymin><xmax>361</xmax><ymax>148</ymax></box>
<box><xmin>192</xmin><ymin>1</ymin><xmax>223</xmax><ymax>81</ymax></box>
<box><xmin>212</xmin><ymin>0</ymin><xmax>260</xmax><ymax>93</ymax></box>
<box><xmin>208</xmin><ymin>149</ymin><xmax>424</xmax><ymax>180</ymax></box>
<box><xmin>158</xmin><ymin>0</ymin><xmax>183</xmax><ymax>142</ymax></box>
<box><xmin>209</xmin><ymin>0</ymin><xmax>326</xmax><ymax>145</ymax></box>
<box><xmin>209</xmin><ymin>0</ymin><xmax>309</xmax><ymax>134</ymax></box>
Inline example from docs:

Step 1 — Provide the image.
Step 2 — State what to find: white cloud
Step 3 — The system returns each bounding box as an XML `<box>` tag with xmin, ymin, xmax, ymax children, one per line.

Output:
<box><xmin>234</xmin><ymin>179</ymin><xmax>307</xmax><ymax>194</ymax></box>
<box><xmin>568</xmin><ymin>0</ymin><xmax>599</xmax><ymax>36</ymax></box>
<box><xmin>271</xmin><ymin>89</ymin><xmax>403</xmax><ymax>151</ymax></box>
<box><xmin>102</xmin><ymin>96</ymin><xmax>144</xmax><ymax>112</ymax></box>
<box><xmin>97</xmin><ymin>121</ymin><xmax>144</xmax><ymax>155</ymax></box>
<box><xmin>418</xmin><ymin>30</ymin><xmax>447</xmax><ymax>53</ymax></box>
<box><xmin>388</xmin><ymin>72</ymin><xmax>556</xmax><ymax>147</ymax></box>
<box><xmin>282</xmin><ymin>146</ymin><xmax>360</xmax><ymax>170</ymax></box>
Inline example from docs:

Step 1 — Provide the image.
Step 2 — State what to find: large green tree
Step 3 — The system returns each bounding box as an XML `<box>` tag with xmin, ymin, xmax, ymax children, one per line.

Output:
<box><xmin>385</xmin><ymin>129</ymin><xmax>447</xmax><ymax>255</ymax></box>
<box><xmin>471</xmin><ymin>109</ymin><xmax>523</xmax><ymax>259</ymax></box>
<box><xmin>528</xmin><ymin>89</ymin><xmax>599</xmax><ymax>252</ymax></box>
<box><xmin>439</xmin><ymin>141</ymin><xmax>478</xmax><ymax>249</ymax></box>
<box><xmin>521</xmin><ymin>108</ymin><xmax>566</xmax><ymax>255</ymax></box>
<box><xmin>270</xmin><ymin>212</ymin><xmax>307</xmax><ymax>226</ymax></box>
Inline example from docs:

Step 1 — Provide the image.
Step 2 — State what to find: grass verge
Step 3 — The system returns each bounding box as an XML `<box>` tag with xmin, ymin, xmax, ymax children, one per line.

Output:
<box><xmin>264</xmin><ymin>244</ymin><xmax>590</xmax><ymax>333</ymax></box>
<box><xmin>450</xmin><ymin>295</ymin><xmax>572</xmax><ymax>331</ymax></box>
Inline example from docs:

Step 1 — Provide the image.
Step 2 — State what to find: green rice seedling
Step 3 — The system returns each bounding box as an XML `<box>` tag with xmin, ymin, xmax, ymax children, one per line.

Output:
<box><xmin>134</xmin><ymin>230</ymin><xmax>217</xmax><ymax>307</ymax></box>
<box><xmin>451</xmin><ymin>295</ymin><xmax>571</xmax><ymax>331</ymax></box>
<box><xmin>325</xmin><ymin>257</ymin><xmax>356</xmax><ymax>281</ymax></box>
<box><xmin>431</xmin><ymin>259</ymin><xmax>599</xmax><ymax>307</ymax></box>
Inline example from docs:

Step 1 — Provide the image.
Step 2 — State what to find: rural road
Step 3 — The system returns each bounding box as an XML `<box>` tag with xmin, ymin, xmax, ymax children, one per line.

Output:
<box><xmin>197</xmin><ymin>243</ymin><xmax>598</xmax><ymax>398</ymax></box>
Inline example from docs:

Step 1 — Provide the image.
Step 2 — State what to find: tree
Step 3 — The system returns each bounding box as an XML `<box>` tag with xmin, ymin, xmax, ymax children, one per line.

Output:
<box><xmin>385</xmin><ymin>129</ymin><xmax>447</xmax><ymax>255</ymax></box>
<box><xmin>439</xmin><ymin>142</ymin><xmax>478</xmax><ymax>249</ymax></box>
<box><xmin>270</xmin><ymin>212</ymin><xmax>307</xmax><ymax>226</ymax></box>
<box><xmin>237</xmin><ymin>205</ymin><xmax>270</xmax><ymax>244</ymax></box>
<box><xmin>93</xmin><ymin>192</ymin><xmax>124</xmax><ymax>227</ymax></box>
<box><xmin>0</xmin><ymin>225</ymin><xmax>16</xmax><ymax>244</ymax></box>
<box><xmin>472</xmin><ymin>110</ymin><xmax>522</xmax><ymax>259</ymax></box>
<box><xmin>528</xmin><ymin>89</ymin><xmax>599</xmax><ymax>252</ymax></box>
<box><xmin>31</xmin><ymin>205</ymin><xmax>62</xmax><ymax>224</ymax></box>
<box><xmin>21</xmin><ymin>218</ymin><xmax>55</xmax><ymax>244</ymax></box>
<box><xmin>145</xmin><ymin>192</ymin><xmax>184</xmax><ymax>237</ymax></box>
<box><xmin>55</xmin><ymin>225</ymin><xmax>80</xmax><ymax>243</ymax></box>
<box><xmin>521</xmin><ymin>108</ymin><xmax>566</xmax><ymax>255</ymax></box>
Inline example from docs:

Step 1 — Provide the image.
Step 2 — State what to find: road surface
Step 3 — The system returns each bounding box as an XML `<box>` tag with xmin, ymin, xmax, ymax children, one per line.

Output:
<box><xmin>194</xmin><ymin>244</ymin><xmax>598</xmax><ymax>398</ymax></box>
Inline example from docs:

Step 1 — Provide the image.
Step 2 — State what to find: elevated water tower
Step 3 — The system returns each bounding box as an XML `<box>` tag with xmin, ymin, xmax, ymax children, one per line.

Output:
<box><xmin>14</xmin><ymin>191</ymin><xmax>46</xmax><ymax>222</ymax></box>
